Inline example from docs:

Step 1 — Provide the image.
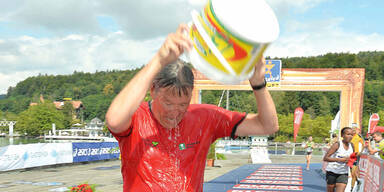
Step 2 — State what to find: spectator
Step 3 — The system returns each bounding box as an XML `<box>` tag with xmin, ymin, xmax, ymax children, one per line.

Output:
<box><xmin>350</xmin><ymin>126</ymin><xmax>364</xmax><ymax>190</ymax></box>
<box><xmin>366</xmin><ymin>131</ymin><xmax>384</xmax><ymax>159</ymax></box>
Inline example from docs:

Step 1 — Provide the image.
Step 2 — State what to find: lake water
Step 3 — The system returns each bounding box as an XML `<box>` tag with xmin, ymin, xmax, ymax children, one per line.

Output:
<box><xmin>0</xmin><ymin>137</ymin><xmax>48</xmax><ymax>147</ymax></box>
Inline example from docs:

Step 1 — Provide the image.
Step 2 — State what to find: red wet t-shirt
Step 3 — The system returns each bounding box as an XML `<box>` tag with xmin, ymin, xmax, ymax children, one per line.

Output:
<box><xmin>110</xmin><ymin>102</ymin><xmax>246</xmax><ymax>192</ymax></box>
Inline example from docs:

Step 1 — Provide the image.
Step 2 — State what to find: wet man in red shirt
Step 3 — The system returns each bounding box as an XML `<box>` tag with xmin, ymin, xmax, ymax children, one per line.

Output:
<box><xmin>106</xmin><ymin>24</ymin><xmax>279</xmax><ymax>192</ymax></box>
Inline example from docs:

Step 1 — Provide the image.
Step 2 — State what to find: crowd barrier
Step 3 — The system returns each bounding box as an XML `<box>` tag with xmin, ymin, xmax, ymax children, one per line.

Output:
<box><xmin>0</xmin><ymin>142</ymin><xmax>120</xmax><ymax>172</ymax></box>
<box><xmin>358</xmin><ymin>154</ymin><xmax>384</xmax><ymax>192</ymax></box>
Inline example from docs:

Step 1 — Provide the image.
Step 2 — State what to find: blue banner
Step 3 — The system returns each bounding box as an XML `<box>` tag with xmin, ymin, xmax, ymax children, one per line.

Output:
<box><xmin>72</xmin><ymin>142</ymin><xmax>120</xmax><ymax>162</ymax></box>
<box><xmin>265</xmin><ymin>60</ymin><xmax>282</xmax><ymax>87</ymax></box>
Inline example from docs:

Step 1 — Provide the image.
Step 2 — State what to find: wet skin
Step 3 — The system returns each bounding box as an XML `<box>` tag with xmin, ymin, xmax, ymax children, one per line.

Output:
<box><xmin>150</xmin><ymin>87</ymin><xmax>192</xmax><ymax>129</ymax></box>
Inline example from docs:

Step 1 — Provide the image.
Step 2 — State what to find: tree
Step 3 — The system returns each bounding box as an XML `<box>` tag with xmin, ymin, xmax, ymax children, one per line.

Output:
<box><xmin>103</xmin><ymin>84</ymin><xmax>114</xmax><ymax>96</ymax></box>
<box><xmin>62</xmin><ymin>102</ymin><xmax>74</xmax><ymax>129</ymax></box>
<box><xmin>82</xmin><ymin>94</ymin><xmax>113</xmax><ymax>121</ymax></box>
<box><xmin>16</xmin><ymin>103</ymin><xmax>65</xmax><ymax>136</ymax></box>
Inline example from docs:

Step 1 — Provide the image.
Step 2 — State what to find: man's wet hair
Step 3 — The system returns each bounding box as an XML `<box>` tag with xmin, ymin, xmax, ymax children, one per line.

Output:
<box><xmin>153</xmin><ymin>59</ymin><xmax>194</xmax><ymax>96</ymax></box>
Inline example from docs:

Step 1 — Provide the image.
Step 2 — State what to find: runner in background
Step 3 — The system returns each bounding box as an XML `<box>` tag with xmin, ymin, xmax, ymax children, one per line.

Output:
<box><xmin>305</xmin><ymin>136</ymin><xmax>315</xmax><ymax>170</ymax></box>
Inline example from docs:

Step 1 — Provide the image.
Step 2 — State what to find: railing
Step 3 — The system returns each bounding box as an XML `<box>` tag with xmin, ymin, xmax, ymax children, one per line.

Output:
<box><xmin>215</xmin><ymin>139</ymin><xmax>326</xmax><ymax>156</ymax></box>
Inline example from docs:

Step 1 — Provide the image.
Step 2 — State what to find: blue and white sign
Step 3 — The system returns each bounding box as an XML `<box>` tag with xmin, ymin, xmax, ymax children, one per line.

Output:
<box><xmin>72</xmin><ymin>142</ymin><xmax>120</xmax><ymax>162</ymax></box>
<box><xmin>0</xmin><ymin>143</ymin><xmax>72</xmax><ymax>171</ymax></box>
<box><xmin>265</xmin><ymin>60</ymin><xmax>282</xmax><ymax>87</ymax></box>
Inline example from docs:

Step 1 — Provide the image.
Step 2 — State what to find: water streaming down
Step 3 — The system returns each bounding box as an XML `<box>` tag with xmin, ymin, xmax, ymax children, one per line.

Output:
<box><xmin>137</xmin><ymin>89</ymin><xmax>248</xmax><ymax>191</ymax></box>
<box><xmin>153</xmin><ymin>122</ymin><xmax>188</xmax><ymax>191</ymax></box>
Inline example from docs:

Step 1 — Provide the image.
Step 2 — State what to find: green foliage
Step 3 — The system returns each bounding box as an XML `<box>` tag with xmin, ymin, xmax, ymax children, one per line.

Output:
<box><xmin>274</xmin><ymin>135</ymin><xmax>289</xmax><ymax>142</ymax></box>
<box><xmin>216</xmin><ymin>153</ymin><xmax>226</xmax><ymax>160</ymax></box>
<box><xmin>207</xmin><ymin>141</ymin><xmax>216</xmax><ymax>159</ymax></box>
<box><xmin>16</xmin><ymin>103</ymin><xmax>65</xmax><ymax>136</ymax></box>
<box><xmin>273</xmin><ymin>112</ymin><xmax>331</xmax><ymax>142</ymax></box>
<box><xmin>82</xmin><ymin>94</ymin><xmax>113</xmax><ymax>121</ymax></box>
<box><xmin>62</xmin><ymin>102</ymin><xmax>74</xmax><ymax>129</ymax></box>
<box><xmin>1</xmin><ymin>68</ymin><xmax>140</xmax><ymax>122</ymax></box>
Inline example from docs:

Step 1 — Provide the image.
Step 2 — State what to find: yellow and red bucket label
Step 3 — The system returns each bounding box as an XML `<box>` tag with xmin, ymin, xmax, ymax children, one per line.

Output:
<box><xmin>188</xmin><ymin>0</ymin><xmax>274</xmax><ymax>83</ymax></box>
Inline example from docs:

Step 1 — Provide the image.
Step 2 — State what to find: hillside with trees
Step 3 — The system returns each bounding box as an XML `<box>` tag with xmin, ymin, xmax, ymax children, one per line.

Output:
<box><xmin>0</xmin><ymin>51</ymin><xmax>383</xmax><ymax>139</ymax></box>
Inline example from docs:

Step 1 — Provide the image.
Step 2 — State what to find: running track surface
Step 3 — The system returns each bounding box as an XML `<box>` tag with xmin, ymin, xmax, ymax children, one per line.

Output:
<box><xmin>203</xmin><ymin>163</ymin><xmax>325</xmax><ymax>192</ymax></box>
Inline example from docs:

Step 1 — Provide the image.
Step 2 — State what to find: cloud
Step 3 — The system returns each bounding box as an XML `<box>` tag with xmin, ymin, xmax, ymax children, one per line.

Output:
<box><xmin>0</xmin><ymin>32</ymin><xmax>164</xmax><ymax>72</ymax></box>
<box><xmin>0</xmin><ymin>0</ymin><xmax>383</xmax><ymax>95</ymax></box>
<box><xmin>266</xmin><ymin>17</ymin><xmax>384</xmax><ymax>57</ymax></box>
<box><xmin>0</xmin><ymin>71</ymin><xmax>36</xmax><ymax>95</ymax></box>
<box><xmin>0</xmin><ymin>31</ymin><xmax>166</xmax><ymax>94</ymax></box>
<box><xmin>98</xmin><ymin>0</ymin><xmax>194</xmax><ymax>39</ymax></box>
<box><xmin>2</xmin><ymin>0</ymin><xmax>200</xmax><ymax>39</ymax></box>
<box><xmin>268</xmin><ymin>0</ymin><xmax>329</xmax><ymax>15</ymax></box>
<box><xmin>9</xmin><ymin>0</ymin><xmax>100</xmax><ymax>34</ymax></box>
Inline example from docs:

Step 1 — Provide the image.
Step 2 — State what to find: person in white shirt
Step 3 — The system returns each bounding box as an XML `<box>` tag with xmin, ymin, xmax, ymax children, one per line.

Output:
<box><xmin>323</xmin><ymin>127</ymin><xmax>354</xmax><ymax>192</ymax></box>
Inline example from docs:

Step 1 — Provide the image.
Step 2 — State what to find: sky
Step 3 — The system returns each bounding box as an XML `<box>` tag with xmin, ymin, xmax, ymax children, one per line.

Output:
<box><xmin>0</xmin><ymin>0</ymin><xmax>383</xmax><ymax>94</ymax></box>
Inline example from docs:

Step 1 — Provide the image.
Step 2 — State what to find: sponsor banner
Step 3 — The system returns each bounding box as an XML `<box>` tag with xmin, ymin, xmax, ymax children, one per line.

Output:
<box><xmin>368</xmin><ymin>113</ymin><xmax>380</xmax><ymax>134</ymax></box>
<box><xmin>240</xmin><ymin>179</ymin><xmax>303</xmax><ymax>185</ymax></box>
<box><xmin>359</xmin><ymin>154</ymin><xmax>368</xmax><ymax>178</ymax></box>
<box><xmin>293</xmin><ymin>107</ymin><xmax>304</xmax><ymax>142</ymax></box>
<box><xmin>0</xmin><ymin>143</ymin><xmax>72</xmax><ymax>171</ymax></box>
<box><xmin>251</xmin><ymin>173</ymin><xmax>302</xmax><ymax>177</ymax></box>
<box><xmin>363</xmin><ymin>156</ymin><xmax>382</xmax><ymax>192</ymax></box>
<box><xmin>265</xmin><ymin>60</ymin><xmax>282</xmax><ymax>88</ymax></box>
<box><xmin>246</xmin><ymin>176</ymin><xmax>302</xmax><ymax>181</ymax></box>
<box><xmin>233</xmin><ymin>184</ymin><xmax>303</xmax><ymax>191</ymax></box>
<box><xmin>72</xmin><ymin>142</ymin><xmax>120</xmax><ymax>162</ymax></box>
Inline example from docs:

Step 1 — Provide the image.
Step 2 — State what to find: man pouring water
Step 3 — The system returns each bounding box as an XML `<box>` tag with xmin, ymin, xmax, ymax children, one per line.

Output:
<box><xmin>106</xmin><ymin>0</ymin><xmax>280</xmax><ymax>190</ymax></box>
<box><xmin>106</xmin><ymin>23</ymin><xmax>278</xmax><ymax>191</ymax></box>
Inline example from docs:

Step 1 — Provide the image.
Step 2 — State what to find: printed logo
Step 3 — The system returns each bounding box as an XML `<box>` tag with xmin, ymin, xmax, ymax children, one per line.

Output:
<box><xmin>265</xmin><ymin>60</ymin><xmax>275</xmax><ymax>78</ymax></box>
<box><xmin>179</xmin><ymin>143</ymin><xmax>186</xmax><ymax>150</ymax></box>
<box><xmin>152</xmin><ymin>141</ymin><xmax>159</xmax><ymax>147</ymax></box>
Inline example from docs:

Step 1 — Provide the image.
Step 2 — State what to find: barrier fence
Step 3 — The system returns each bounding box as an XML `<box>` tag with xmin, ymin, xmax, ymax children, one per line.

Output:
<box><xmin>216</xmin><ymin>140</ymin><xmax>325</xmax><ymax>155</ymax></box>
<box><xmin>358</xmin><ymin>154</ymin><xmax>384</xmax><ymax>192</ymax></box>
<box><xmin>0</xmin><ymin>142</ymin><xmax>120</xmax><ymax>172</ymax></box>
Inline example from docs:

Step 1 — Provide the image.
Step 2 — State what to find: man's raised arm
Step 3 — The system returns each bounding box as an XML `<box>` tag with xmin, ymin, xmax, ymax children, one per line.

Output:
<box><xmin>235</xmin><ymin>58</ymin><xmax>279</xmax><ymax>136</ymax></box>
<box><xmin>105</xmin><ymin>24</ymin><xmax>192</xmax><ymax>134</ymax></box>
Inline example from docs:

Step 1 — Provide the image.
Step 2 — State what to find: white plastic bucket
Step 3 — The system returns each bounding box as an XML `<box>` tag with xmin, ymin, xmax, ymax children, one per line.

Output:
<box><xmin>187</xmin><ymin>0</ymin><xmax>279</xmax><ymax>84</ymax></box>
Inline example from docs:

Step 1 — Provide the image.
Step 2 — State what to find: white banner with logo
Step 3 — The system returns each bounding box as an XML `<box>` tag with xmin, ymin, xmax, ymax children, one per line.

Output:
<box><xmin>0</xmin><ymin>143</ymin><xmax>73</xmax><ymax>171</ymax></box>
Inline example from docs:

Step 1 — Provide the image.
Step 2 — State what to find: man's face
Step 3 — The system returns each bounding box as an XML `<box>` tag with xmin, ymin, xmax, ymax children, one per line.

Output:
<box><xmin>151</xmin><ymin>87</ymin><xmax>192</xmax><ymax>129</ymax></box>
<box><xmin>372</xmin><ymin>134</ymin><xmax>382</xmax><ymax>142</ymax></box>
